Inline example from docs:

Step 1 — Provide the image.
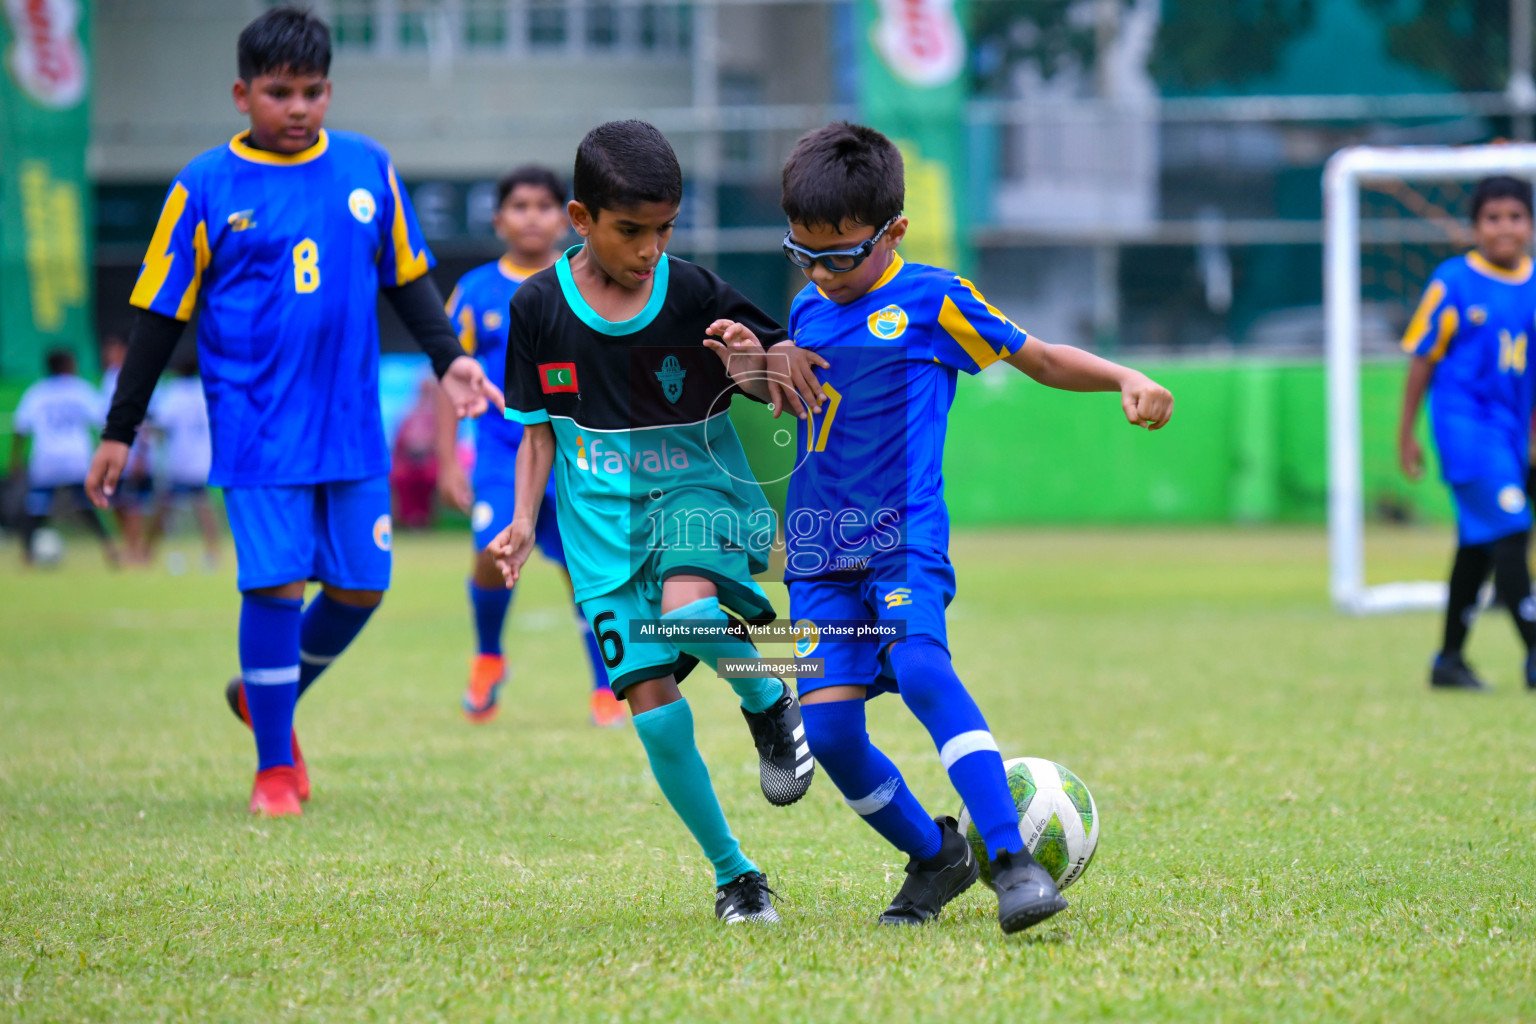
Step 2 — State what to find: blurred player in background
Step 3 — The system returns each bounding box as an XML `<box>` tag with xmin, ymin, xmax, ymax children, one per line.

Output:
<box><xmin>437</xmin><ymin>166</ymin><xmax>622</xmax><ymax>727</ymax></box>
<box><xmin>99</xmin><ymin>334</ymin><xmax>156</xmax><ymax>565</ymax></box>
<box><xmin>1398</xmin><ymin>176</ymin><xmax>1536</xmax><ymax>693</ymax></box>
<box><xmin>87</xmin><ymin>7</ymin><xmax>500</xmax><ymax>816</ymax></box>
<box><xmin>765</xmin><ymin>123</ymin><xmax>1172</xmax><ymax>934</ymax></box>
<box><xmin>12</xmin><ymin>349</ymin><xmax>120</xmax><ymax>567</ymax></box>
<box><xmin>147</xmin><ymin>352</ymin><xmax>220</xmax><ymax>571</ymax></box>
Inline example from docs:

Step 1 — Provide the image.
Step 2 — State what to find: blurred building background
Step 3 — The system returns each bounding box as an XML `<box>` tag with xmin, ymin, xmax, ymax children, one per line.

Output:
<box><xmin>6</xmin><ymin>0</ymin><xmax>1536</xmax><ymax>527</ymax></box>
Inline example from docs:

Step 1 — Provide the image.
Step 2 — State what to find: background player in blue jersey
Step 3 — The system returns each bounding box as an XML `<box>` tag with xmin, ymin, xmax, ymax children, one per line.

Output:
<box><xmin>751</xmin><ymin>122</ymin><xmax>1172</xmax><ymax>934</ymax></box>
<box><xmin>1397</xmin><ymin>176</ymin><xmax>1536</xmax><ymax>693</ymax></box>
<box><xmin>85</xmin><ymin>7</ymin><xmax>501</xmax><ymax>817</ymax></box>
<box><xmin>435</xmin><ymin>166</ymin><xmax>622</xmax><ymax>727</ymax></box>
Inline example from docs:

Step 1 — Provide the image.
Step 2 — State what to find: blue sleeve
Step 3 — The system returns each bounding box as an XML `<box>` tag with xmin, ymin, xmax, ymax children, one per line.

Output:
<box><xmin>129</xmin><ymin>173</ymin><xmax>211</xmax><ymax>322</ymax></box>
<box><xmin>931</xmin><ymin>276</ymin><xmax>1028</xmax><ymax>374</ymax></box>
<box><xmin>376</xmin><ymin>151</ymin><xmax>435</xmax><ymax>288</ymax></box>
<box><xmin>1402</xmin><ymin>270</ymin><xmax>1459</xmax><ymax>363</ymax></box>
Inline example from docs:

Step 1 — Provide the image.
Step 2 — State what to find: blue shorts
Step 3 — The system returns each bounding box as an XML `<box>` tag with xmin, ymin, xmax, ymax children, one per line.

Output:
<box><xmin>788</xmin><ymin>547</ymin><xmax>955</xmax><ymax>698</ymax></box>
<box><xmin>469</xmin><ymin>479</ymin><xmax>564</xmax><ymax>565</ymax></box>
<box><xmin>1451</xmin><ymin>476</ymin><xmax>1532</xmax><ymax>546</ymax></box>
<box><xmin>225</xmin><ymin>476</ymin><xmax>392</xmax><ymax>592</ymax></box>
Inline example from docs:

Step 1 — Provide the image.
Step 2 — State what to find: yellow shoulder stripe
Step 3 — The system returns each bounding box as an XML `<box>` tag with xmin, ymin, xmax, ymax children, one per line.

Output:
<box><xmin>456</xmin><ymin>305</ymin><xmax>477</xmax><ymax>354</ymax></box>
<box><xmin>175</xmin><ymin>220</ymin><xmax>210</xmax><ymax>320</ymax></box>
<box><xmin>1427</xmin><ymin>306</ymin><xmax>1459</xmax><ymax>363</ymax></box>
<box><xmin>1401</xmin><ymin>279</ymin><xmax>1447</xmax><ymax>354</ymax></box>
<box><xmin>938</xmin><ymin>295</ymin><xmax>1005</xmax><ymax>370</ymax></box>
<box><xmin>957</xmin><ymin>276</ymin><xmax>1016</xmax><ymax>328</ymax></box>
<box><xmin>130</xmin><ymin>182</ymin><xmax>189</xmax><ymax>316</ymax></box>
<box><xmin>387</xmin><ymin>165</ymin><xmax>430</xmax><ymax>285</ymax></box>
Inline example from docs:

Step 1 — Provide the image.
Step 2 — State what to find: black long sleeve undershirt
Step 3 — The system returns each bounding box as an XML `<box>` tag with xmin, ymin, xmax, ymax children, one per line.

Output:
<box><xmin>101</xmin><ymin>275</ymin><xmax>463</xmax><ymax>447</ymax></box>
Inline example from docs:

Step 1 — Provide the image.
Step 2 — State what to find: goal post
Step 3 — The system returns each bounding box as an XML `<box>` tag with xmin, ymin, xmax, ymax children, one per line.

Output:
<box><xmin>1323</xmin><ymin>144</ymin><xmax>1536</xmax><ymax>615</ymax></box>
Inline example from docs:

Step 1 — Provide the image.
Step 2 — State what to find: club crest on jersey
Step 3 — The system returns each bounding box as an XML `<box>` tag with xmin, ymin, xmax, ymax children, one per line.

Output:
<box><xmin>226</xmin><ymin>209</ymin><xmax>256</xmax><ymax>232</ymax></box>
<box><xmin>868</xmin><ymin>305</ymin><xmax>909</xmax><ymax>339</ymax></box>
<box><xmin>1469</xmin><ymin>306</ymin><xmax>1488</xmax><ymax>325</ymax></box>
<box><xmin>372</xmin><ymin>514</ymin><xmax>392</xmax><ymax>551</ymax></box>
<box><xmin>793</xmin><ymin>619</ymin><xmax>820</xmax><ymax>657</ymax></box>
<box><xmin>348</xmin><ymin>188</ymin><xmax>377</xmax><ymax>224</ymax></box>
<box><xmin>540</xmin><ymin>362</ymin><xmax>578</xmax><ymax>393</ymax></box>
<box><xmin>656</xmin><ymin>355</ymin><xmax>687</xmax><ymax>403</ymax></box>
<box><xmin>483</xmin><ymin>311</ymin><xmax>503</xmax><ymax>329</ymax></box>
<box><xmin>883</xmin><ymin>587</ymin><xmax>913</xmax><ymax>608</ymax></box>
<box><xmin>1499</xmin><ymin>485</ymin><xmax>1527</xmax><ymax>514</ymax></box>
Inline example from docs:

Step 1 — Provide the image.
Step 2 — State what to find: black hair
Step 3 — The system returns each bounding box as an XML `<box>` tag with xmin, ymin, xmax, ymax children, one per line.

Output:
<box><xmin>572</xmin><ymin>121</ymin><xmax>682</xmax><ymax>218</ymax></box>
<box><xmin>45</xmin><ymin>348</ymin><xmax>76</xmax><ymax>375</ymax></box>
<box><xmin>782</xmin><ymin>122</ymin><xmax>904</xmax><ymax>231</ymax></box>
<box><xmin>1471</xmin><ymin>175</ymin><xmax>1534</xmax><ymax>221</ymax></box>
<box><xmin>497</xmin><ymin>165</ymin><xmax>566</xmax><ymax>208</ymax></box>
<box><xmin>238</xmin><ymin>6</ymin><xmax>331</xmax><ymax>81</ymax></box>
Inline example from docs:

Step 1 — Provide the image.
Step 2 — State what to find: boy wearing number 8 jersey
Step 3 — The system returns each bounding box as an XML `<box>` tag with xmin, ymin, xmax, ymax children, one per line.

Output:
<box><xmin>87</xmin><ymin>7</ymin><xmax>501</xmax><ymax>817</ymax></box>
<box><xmin>757</xmin><ymin>123</ymin><xmax>1173</xmax><ymax>934</ymax></box>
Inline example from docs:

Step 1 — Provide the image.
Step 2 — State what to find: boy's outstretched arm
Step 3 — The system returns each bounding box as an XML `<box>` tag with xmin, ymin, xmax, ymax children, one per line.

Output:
<box><xmin>1398</xmin><ymin>355</ymin><xmax>1434</xmax><ymax>480</ymax></box>
<box><xmin>1004</xmin><ymin>337</ymin><xmax>1173</xmax><ymax>430</ymax></box>
<box><xmin>487</xmin><ymin>421</ymin><xmax>554</xmax><ymax>588</ymax></box>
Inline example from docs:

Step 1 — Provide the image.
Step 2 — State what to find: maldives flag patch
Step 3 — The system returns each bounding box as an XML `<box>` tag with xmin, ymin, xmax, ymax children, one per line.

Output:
<box><xmin>539</xmin><ymin>362</ymin><xmax>578</xmax><ymax>393</ymax></box>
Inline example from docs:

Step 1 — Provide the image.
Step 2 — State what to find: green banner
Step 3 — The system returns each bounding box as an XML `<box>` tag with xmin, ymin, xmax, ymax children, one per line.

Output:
<box><xmin>0</xmin><ymin>0</ymin><xmax>93</xmax><ymax>380</ymax></box>
<box><xmin>855</xmin><ymin>0</ymin><xmax>968</xmax><ymax>273</ymax></box>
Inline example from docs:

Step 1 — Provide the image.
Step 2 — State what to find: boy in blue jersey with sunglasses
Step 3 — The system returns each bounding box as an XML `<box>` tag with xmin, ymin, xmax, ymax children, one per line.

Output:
<box><xmin>87</xmin><ymin>7</ymin><xmax>501</xmax><ymax>817</ymax></box>
<box><xmin>743</xmin><ymin>122</ymin><xmax>1173</xmax><ymax>934</ymax></box>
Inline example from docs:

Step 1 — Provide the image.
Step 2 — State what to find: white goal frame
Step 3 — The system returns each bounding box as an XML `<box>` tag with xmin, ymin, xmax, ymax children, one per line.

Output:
<box><xmin>1324</xmin><ymin>144</ymin><xmax>1536</xmax><ymax>614</ymax></box>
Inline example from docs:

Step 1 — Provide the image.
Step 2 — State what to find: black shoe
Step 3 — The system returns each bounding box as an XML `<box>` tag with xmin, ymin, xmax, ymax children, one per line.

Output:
<box><xmin>878</xmin><ymin>816</ymin><xmax>980</xmax><ymax>925</ymax></box>
<box><xmin>741</xmin><ymin>683</ymin><xmax>815</xmax><ymax>806</ymax></box>
<box><xmin>1430</xmin><ymin>653</ymin><xmax>1490</xmax><ymax>691</ymax></box>
<box><xmin>715</xmin><ymin>871</ymin><xmax>780</xmax><ymax>924</ymax></box>
<box><xmin>992</xmin><ymin>849</ymin><xmax>1068</xmax><ymax>935</ymax></box>
<box><xmin>225</xmin><ymin>676</ymin><xmax>246</xmax><ymax>723</ymax></box>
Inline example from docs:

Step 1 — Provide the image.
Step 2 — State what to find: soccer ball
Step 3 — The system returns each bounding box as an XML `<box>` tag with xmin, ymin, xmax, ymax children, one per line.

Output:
<box><xmin>956</xmin><ymin>756</ymin><xmax>1099</xmax><ymax>890</ymax></box>
<box><xmin>30</xmin><ymin>527</ymin><xmax>64</xmax><ymax>567</ymax></box>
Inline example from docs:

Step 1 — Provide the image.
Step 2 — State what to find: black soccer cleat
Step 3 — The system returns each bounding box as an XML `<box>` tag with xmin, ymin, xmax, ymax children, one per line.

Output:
<box><xmin>878</xmin><ymin>816</ymin><xmax>980</xmax><ymax>926</ymax></box>
<box><xmin>741</xmin><ymin>683</ymin><xmax>815</xmax><ymax>806</ymax></box>
<box><xmin>1430</xmin><ymin>653</ymin><xmax>1490</xmax><ymax>691</ymax></box>
<box><xmin>715</xmin><ymin>871</ymin><xmax>781</xmax><ymax>924</ymax></box>
<box><xmin>992</xmin><ymin>848</ymin><xmax>1068</xmax><ymax>935</ymax></box>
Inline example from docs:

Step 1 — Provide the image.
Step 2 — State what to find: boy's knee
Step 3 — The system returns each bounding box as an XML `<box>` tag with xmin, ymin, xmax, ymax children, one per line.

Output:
<box><xmin>800</xmin><ymin>699</ymin><xmax>866</xmax><ymax>763</ymax></box>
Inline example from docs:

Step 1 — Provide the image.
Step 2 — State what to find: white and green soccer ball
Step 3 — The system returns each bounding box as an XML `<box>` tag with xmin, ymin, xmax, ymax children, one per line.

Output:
<box><xmin>956</xmin><ymin>756</ymin><xmax>1099</xmax><ymax>890</ymax></box>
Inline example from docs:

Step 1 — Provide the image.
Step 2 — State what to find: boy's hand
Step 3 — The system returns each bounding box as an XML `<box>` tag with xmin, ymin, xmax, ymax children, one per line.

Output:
<box><xmin>1120</xmin><ymin>373</ymin><xmax>1174</xmax><ymax>430</ymax></box>
<box><xmin>765</xmin><ymin>340</ymin><xmax>829</xmax><ymax>420</ymax></box>
<box><xmin>1400</xmin><ymin>432</ymin><xmax>1425</xmax><ymax>481</ymax></box>
<box><xmin>437</xmin><ymin>459</ymin><xmax>473</xmax><ymax>513</ymax></box>
<box><xmin>85</xmin><ymin>441</ymin><xmax>130</xmax><ymax>509</ymax></box>
<box><xmin>488</xmin><ymin>517</ymin><xmax>537</xmax><ymax>588</ymax></box>
<box><xmin>441</xmin><ymin>355</ymin><xmax>506</xmax><ymax>419</ymax></box>
<box><xmin>705</xmin><ymin>320</ymin><xmax>772</xmax><ymax>403</ymax></box>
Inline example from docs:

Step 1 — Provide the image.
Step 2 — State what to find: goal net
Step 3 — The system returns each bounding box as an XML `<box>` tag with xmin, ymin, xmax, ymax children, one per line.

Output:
<box><xmin>1324</xmin><ymin>143</ymin><xmax>1536</xmax><ymax>614</ymax></box>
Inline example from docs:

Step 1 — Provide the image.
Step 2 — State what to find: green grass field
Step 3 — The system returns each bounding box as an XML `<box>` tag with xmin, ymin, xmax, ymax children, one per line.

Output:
<box><xmin>3</xmin><ymin>527</ymin><xmax>1535</xmax><ymax>1022</ymax></box>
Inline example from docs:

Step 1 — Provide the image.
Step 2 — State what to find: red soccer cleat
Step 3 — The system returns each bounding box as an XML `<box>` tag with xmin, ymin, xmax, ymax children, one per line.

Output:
<box><xmin>225</xmin><ymin>677</ymin><xmax>310</xmax><ymax>801</ymax></box>
<box><xmin>462</xmin><ymin>654</ymin><xmax>506</xmax><ymax>723</ymax></box>
<box><xmin>249</xmin><ymin>765</ymin><xmax>304</xmax><ymax>817</ymax></box>
<box><xmin>589</xmin><ymin>686</ymin><xmax>627</xmax><ymax>728</ymax></box>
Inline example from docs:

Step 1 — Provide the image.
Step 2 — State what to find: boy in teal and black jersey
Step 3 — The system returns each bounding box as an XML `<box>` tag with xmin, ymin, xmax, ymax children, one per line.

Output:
<box><xmin>1397</xmin><ymin>176</ymin><xmax>1536</xmax><ymax>692</ymax></box>
<box><xmin>751</xmin><ymin>122</ymin><xmax>1173</xmax><ymax>934</ymax></box>
<box><xmin>489</xmin><ymin>121</ymin><xmax>819</xmax><ymax>924</ymax></box>
<box><xmin>86</xmin><ymin>7</ymin><xmax>500</xmax><ymax>817</ymax></box>
<box><xmin>436</xmin><ymin>166</ymin><xmax>623</xmax><ymax>728</ymax></box>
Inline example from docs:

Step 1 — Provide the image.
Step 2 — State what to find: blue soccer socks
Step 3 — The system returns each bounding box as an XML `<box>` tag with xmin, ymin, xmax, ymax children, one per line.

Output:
<box><xmin>662</xmin><ymin>597</ymin><xmax>781</xmax><ymax>713</ymax></box>
<box><xmin>469</xmin><ymin>580</ymin><xmax>514</xmax><ymax>657</ymax></box>
<box><xmin>576</xmin><ymin>610</ymin><xmax>612</xmax><ymax>691</ymax></box>
<box><xmin>240</xmin><ymin>594</ymin><xmax>303</xmax><ymax>771</ymax></box>
<box><xmin>296</xmin><ymin>593</ymin><xmax>376</xmax><ymax>699</ymax></box>
<box><xmin>889</xmin><ymin>637</ymin><xmax>1024</xmax><ymax>859</ymax></box>
<box><xmin>802</xmin><ymin>699</ymin><xmax>943</xmax><ymax>860</ymax></box>
<box><xmin>632</xmin><ymin>698</ymin><xmax>757</xmax><ymax>885</ymax></box>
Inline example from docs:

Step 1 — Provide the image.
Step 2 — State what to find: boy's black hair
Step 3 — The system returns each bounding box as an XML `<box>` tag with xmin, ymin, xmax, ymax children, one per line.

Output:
<box><xmin>497</xmin><ymin>165</ymin><xmax>566</xmax><ymax>207</ymax></box>
<box><xmin>572</xmin><ymin>121</ymin><xmax>682</xmax><ymax>217</ymax></box>
<box><xmin>238</xmin><ymin>6</ymin><xmax>331</xmax><ymax>81</ymax></box>
<box><xmin>782</xmin><ymin>122</ymin><xmax>904</xmax><ymax>231</ymax></box>
<box><xmin>1471</xmin><ymin>175</ymin><xmax>1534</xmax><ymax>220</ymax></box>
<box><xmin>45</xmin><ymin>348</ymin><xmax>76</xmax><ymax>375</ymax></box>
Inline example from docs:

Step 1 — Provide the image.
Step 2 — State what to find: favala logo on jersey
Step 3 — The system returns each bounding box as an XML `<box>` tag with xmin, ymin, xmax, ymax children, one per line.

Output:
<box><xmin>3</xmin><ymin>0</ymin><xmax>87</xmax><ymax>108</ymax></box>
<box><xmin>870</xmin><ymin>0</ymin><xmax>964</xmax><ymax>88</ymax></box>
<box><xmin>656</xmin><ymin>355</ymin><xmax>687</xmax><ymax>403</ymax></box>
<box><xmin>348</xmin><ymin>189</ymin><xmax>377</xmax><ymax>224</ymax></box>
<box><xmin>868</xmin><ymin>304</ymin><xmax>909</xmax><ymax>339</ymax></box>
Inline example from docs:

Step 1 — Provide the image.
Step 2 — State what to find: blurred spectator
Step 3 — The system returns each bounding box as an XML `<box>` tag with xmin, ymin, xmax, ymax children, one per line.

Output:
<box><xmin>147</xmin><ymin>352</ymin><xmax>221</xmax><ymax>571</ymax></box>
<box><xmin>11</xmin><ymin>349</ymin><xmax>120</xmax><ymax>566</ymax></box>
<box><xmin>99</xmin><ymin>333</ymin><xmax>157</xmax><ymax>565</ymax></box>
<box><xmin>391</xmin><ymin>376</ymin><xmax>441</xmax><ymax>529</ymax></box>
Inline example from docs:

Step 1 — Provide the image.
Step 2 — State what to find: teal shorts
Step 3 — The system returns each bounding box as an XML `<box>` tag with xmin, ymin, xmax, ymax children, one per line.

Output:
<box><xmin>579</xmin><ymin>542</ymin><xmax>775</xmax><ymax>695</ymax></box>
